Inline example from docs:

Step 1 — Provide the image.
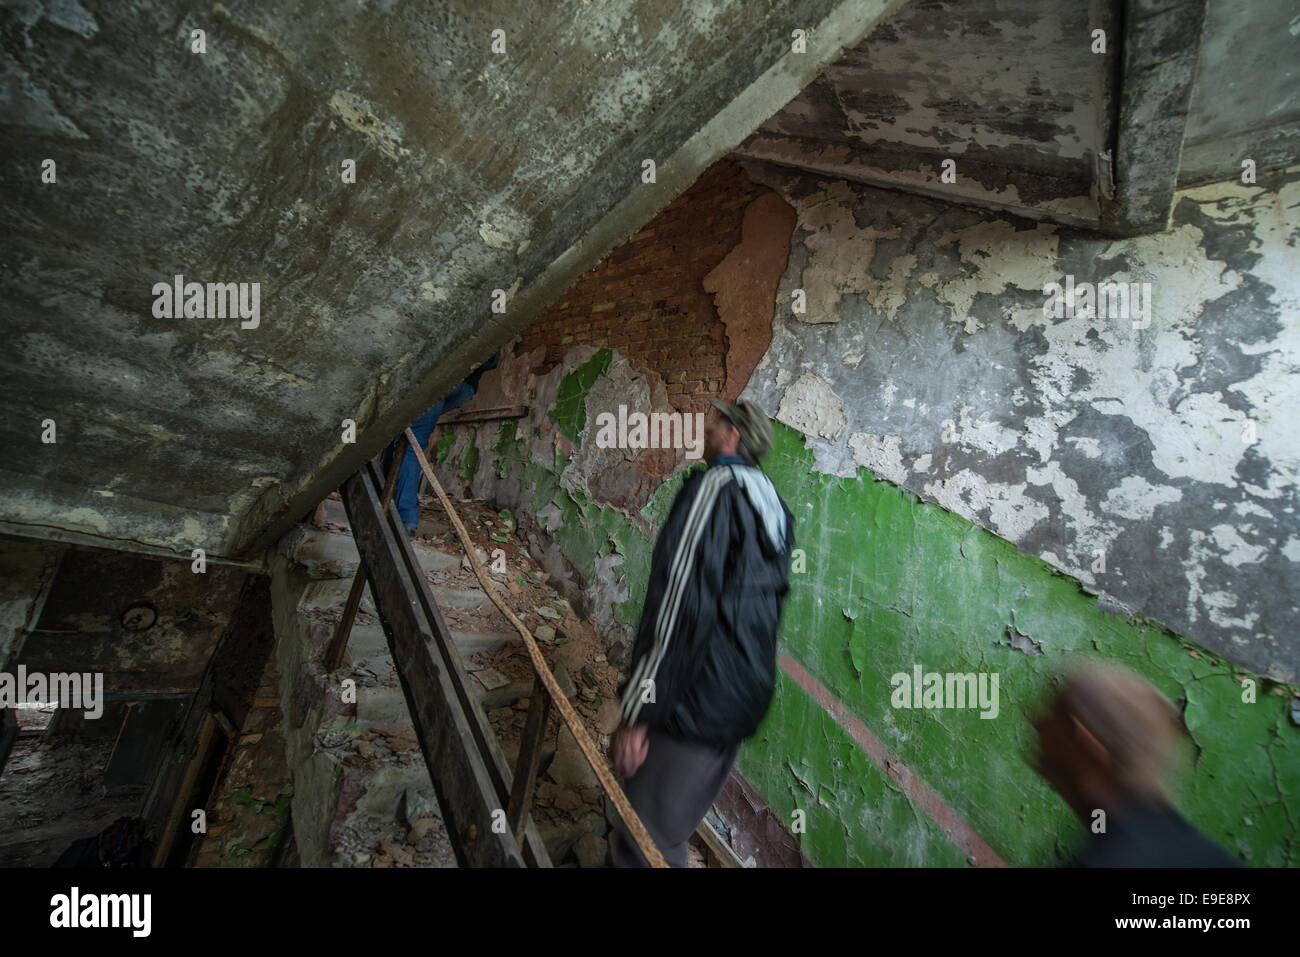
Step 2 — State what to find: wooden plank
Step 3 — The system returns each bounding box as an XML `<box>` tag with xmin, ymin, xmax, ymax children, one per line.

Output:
<box><xmin>439</xmin><ymin>404</ymin><xmax>528</xmax><ymax>426</ymax></box>
<box><xmin>152</xmin><ymin>713</ymin><xmax>216</xmax><ymax>868</ymax></box>
<box><xmin>0</xmin><ymin>707</ymin><xmax>17</xmax><ymax>778</ymax></box>
<box><xmin>505</xmin><ymin>676</ymin><xmax>551</xmax><ymax>843</ymax></box>
<box><xmin>325</xmin><ymin>447</ymin><xmax>405</xmax><ymax>671</ymax></box>
<box><xmin>343</xmin><ymin>463</ymin><xmax>551</xmax><ymax>867</ymax></box>
<box><xmin>695</xmin><ymin>817</ymin><xmax>744</xmax><ymax>868</ymax></box>
<box><xmin>359</xmin><ymin>459</ymin><xmax>552</xmax><ymax>867</ymax></box>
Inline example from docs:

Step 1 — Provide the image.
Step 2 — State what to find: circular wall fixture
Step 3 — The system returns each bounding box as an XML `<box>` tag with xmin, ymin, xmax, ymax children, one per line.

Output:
<box><xmin>120</xmin><ymin>603</ymin><xmax>157</xmax><ymax>632</ymax></box>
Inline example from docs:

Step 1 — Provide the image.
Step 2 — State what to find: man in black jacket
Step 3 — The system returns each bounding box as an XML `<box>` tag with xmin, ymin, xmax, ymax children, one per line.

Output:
<box><xmin>607</xmin><ymin>397</ymin><xmax>794</xmax><ymax>867</ymax></box>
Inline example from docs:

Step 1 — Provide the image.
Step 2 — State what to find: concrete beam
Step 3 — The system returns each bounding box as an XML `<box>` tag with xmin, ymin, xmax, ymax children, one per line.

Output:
<box><xmin>237</xmin><ymin>0</ymin><xmax>913</xmax><ymax>560</ymax></box>
<box><xmin>0</xmin><ymin>0</ymin><xmax>912</xmax><ymax>564</ymax></box>
<box><xmin>1099</xmin><ymin>0</ymin><xmax>1209</xmax><ymax>235</ymax></box>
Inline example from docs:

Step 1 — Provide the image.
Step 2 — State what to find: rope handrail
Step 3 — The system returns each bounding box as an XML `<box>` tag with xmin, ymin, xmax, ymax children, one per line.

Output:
<box><xmin>403</xmin><ymin>428</ymin><xmax>667</xmax><ymax>868</ymax></box>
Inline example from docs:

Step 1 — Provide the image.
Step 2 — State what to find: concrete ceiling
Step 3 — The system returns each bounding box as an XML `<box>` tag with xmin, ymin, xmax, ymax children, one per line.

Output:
<box><xmin>1179</xmin><ymin>0</ymin><xmax>1300</xmax><ymax>186</ymax></box>
<box><xmin>17</xmin><ymin>544</ymin><xmax>248</xmax><ymax>692</ymax></box>
<box><xmin>6</xmin><ymin>0</ymin><xmax>1295</xmax><ymax>566</ymax></box>
<box><xmin>0</xmin><ymin>0</ymin><xmax>909</xmax><ymax>563</ymax></box>
<box><xmin>736</xmin><ymin>0</ymin><xmax>1117</xmax><ymax>227</ymax></box>
<box><xmin>735</xmin><ymin>0</ymin><xmax>1300</xmax><ymax>229</ymax></box>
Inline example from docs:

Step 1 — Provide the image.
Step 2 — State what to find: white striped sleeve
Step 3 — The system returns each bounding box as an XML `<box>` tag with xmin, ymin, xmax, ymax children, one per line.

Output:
<box><xmin>621</xmin><ymin>467</ymin><xmax>733</xmax><ymax>725</ymax></box>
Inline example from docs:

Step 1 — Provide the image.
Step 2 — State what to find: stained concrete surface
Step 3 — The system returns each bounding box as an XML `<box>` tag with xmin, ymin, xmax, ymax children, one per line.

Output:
<box><xmin>16</xmin><ymin>545</ymin><xmax>249</xmax><ymax>690</ymax></box>
<box><xmin>737</xmin><ymin>157</ymin><xmax>1300</xmax><ymax>681</ymax></box>
<box><xmin>0</xmin><ymin>0</ymin><xmax>910</xmax><ymax>563</ymax></box>
<box><xmin>738</xmin><ymin>0</ymin><xmax>1300</xmax><ymax>230</ymax></box>
<box><xmin>1180</xmin><ymin>0</ymin><xmax>1300</xmax><ymax>187</ymax></box>
<box><xmin>736</xmin><ymin>0</ymin><xmax>1114</xmax><ymax>226</ymax></box>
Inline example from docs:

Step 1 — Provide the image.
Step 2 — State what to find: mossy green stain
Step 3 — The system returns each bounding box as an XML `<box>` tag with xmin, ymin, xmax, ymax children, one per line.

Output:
<box><xmin>459</xmin><ymin>426</ymin><xmax>479</xmax><ymax>485</ymax></box>
<box><xmin>222</xmin><ymin>787</ymin><xmax>294</xmax><ymax>866</ymax></box>
<box><xmin>549</xmin><ymin>348</ymin><xmax>611</xmax><ymax>443</ymax></box>
<box><xmin>494</xmin><ymin>420</ymin><xmax>519</xmax><ymax>479</ymax></box>
<box><xmin>435</xmin><ymin>426</ymin><xmax>455</xmax><ymax>465</ymax></box>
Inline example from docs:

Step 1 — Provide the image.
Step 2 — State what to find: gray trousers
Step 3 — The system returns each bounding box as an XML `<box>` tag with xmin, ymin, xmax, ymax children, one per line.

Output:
<box><xmin>606</xmin><ymin>726</ymin><xmax>739</xmax><ymax>868</ymax></box>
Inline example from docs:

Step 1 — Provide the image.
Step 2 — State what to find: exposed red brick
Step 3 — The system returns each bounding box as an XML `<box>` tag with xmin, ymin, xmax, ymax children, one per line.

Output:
<box><xmin>516</xmin><ymin>161</ymin><xmax>781</xmax><ymax>410</ymax></box>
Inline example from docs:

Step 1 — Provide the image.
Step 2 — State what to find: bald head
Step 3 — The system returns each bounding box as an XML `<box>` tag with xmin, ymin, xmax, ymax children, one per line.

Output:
<box><xmin>1033</xmin><ymin>664</ymin><xmax>1185</xmax><ymax>819</ymax></box>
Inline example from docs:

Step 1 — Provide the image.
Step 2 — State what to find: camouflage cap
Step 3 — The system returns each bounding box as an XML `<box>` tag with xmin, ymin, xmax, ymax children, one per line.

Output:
<box><xmin>710</xmin><ymin>397</ymin><xmax>774</xmax><ymax>459</ymax></box>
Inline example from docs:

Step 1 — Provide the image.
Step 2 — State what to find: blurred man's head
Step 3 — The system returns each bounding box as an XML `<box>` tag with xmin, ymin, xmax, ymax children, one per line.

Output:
<box><xmin>1032</xmin><ymin>664</ymin><xmax>1184</xmax><ymax>820</ymax></box>
<box><xmin>703</xmin><ymin>405</ymin><xmax>740</xmax><ymax>462</ymax></box>
<box><xmin>707</xmin><ymin>398</ymin><xmax>773</xmax><ymax>465</ymax></box>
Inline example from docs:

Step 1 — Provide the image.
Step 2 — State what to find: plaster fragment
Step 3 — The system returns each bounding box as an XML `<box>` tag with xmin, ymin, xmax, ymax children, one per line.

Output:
<box><xmin>328</xmin><ymin>91</ymin><xmax>409</xmax><ymax>164</ymax></box>
<box><xmin>1209</xmin><ymin>524</ymin><xmax>1267</xmax><ymax>567</ymax></box>
<box><xmin>791</xmin><ymin>180</ymin><xmax>898</xmax><ymax>325</ymax></box>
<box><xmin>702</xmin><ymin>191</ymin><xmax>796</xmax><ymax>400</ymax></box>
<box><xmin>777</xmin><ymin>372</ymin><xmax>847</xmax><ymax>442</ymax></box>
<box><xmin>847</xmin><ymin>432</ymin><xmax>906</xmax><ymax>485</ymax></box>
<box><xmin>922</xmin><ymin>470</ymin><xmax>1048</xmax><ymax>541</ymax></box>
<box><xmin>932</xmin><ymin>221</ymin><xmax>1060</xmax><ymax>333</ymax></box>
<box><xmin>1001</xmin><ymin>627</ymin><xmax>1044</xmax><ymax>657</ymax></box>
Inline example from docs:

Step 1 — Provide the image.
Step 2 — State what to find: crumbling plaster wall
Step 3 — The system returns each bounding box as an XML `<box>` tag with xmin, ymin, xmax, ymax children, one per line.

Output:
<box><xmin>426</xmin><ymin>160</ymin><xmax>1299</xmax><ymax>867</ymax></box>
<box><xmin>432</xmin><ymin>339</ymin><xmax>1299</xmax><ymax>867</ymax></box>
<box><xmin>738</xmin><ymin>159</ymin><xmax>1300</xmax><ymax>683</ymax></box>
<box><xmin>745</xmin><ymin>422</ymin><xmax>1298</xmax><ymax>867</ymax></box>
<box><xmin>430</xmin><ymin>345</ymin><xmax>682</xmax><ymax>662</ymax></box>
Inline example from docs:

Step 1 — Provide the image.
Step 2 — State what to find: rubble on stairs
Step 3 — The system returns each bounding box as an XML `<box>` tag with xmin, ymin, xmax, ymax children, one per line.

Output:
<box><xmin>289</xmin><ymin>489</ymin><xmax>713</xmax><ymax>868</ymax></box>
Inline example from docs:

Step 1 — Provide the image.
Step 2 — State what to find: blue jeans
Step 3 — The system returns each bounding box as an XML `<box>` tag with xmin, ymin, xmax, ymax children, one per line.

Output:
<box><xmin>385</xmin><ymin>380</ymin><xmax>476</xmax><ymax>532</ymax></box>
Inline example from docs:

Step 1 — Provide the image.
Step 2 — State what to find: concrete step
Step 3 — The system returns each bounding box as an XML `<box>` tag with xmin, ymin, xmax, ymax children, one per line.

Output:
<box><xmin>351</xmin><ymin>763</ymin><xmax>435</xmax><ymax>821</ymax></box>
<box><xmin>339</xmin><ymin>613</ymin><xmax>510</xmax><ymax>665</ymax></box>
<box><xmin>319</xmin><ymin>497</ymin><xmax>349</xmax><ymax>531</ymax></box>
<box><xmin>451</xmin><ymin>631</ymin><xmax>516</xmax><ymax>656</ymax></box>
<box><xmin>293</xmin><ymin>524</ymin><xmax>464</xmax><ymax>579</ymax></box>
<box><xmin>300</xmin><ymin>578</ymin><xmax>376</xmax><ymax>618</ymax></box>
<box><xmin>414</xmin><ymin>548</ymin><xmax>460</xmax><ymax>574</ymax></box>
<box><xmin>357</xmin><ymin>683</ymin><xmax>410</xmax><ymax>724</ymax></box>
<box><xmin>351</xmin><ymin>642</ymin><xmax>523</xmax><ymax>722</ymax></box>
<box><xmin>301</xmin><ymin>575</ymin><xmax>474</xmax><ymax>619</ymax></box>
<box><xmin>480</xmin><ymin>680</ymin><xmax>534</xmax><ymax>711</ymax></box>
<box><xmin>429</xmin><ymin>586</ymin><xmax>489</xmax><ymax>609</ymax></box>
<box><xmin>288</xmin><ymin>526</ymin><xmax>360</xmax><ymax>579</ymax></box>
<box><xmin>347</xmin><ymin>624</ymin><xmax>390</xmax><ymax>658</ymax></box>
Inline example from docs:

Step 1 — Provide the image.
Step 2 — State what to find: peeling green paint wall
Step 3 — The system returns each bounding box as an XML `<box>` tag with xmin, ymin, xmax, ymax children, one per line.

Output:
<box><xmin>443</xmin><ymin>354</ymin><xmax>1298</xmax><ymax>867</ymax></box>
<box><xmin>744</xmin><ymin>423</ymin><xmax>1296</xmax><ymax>867</ymax></box>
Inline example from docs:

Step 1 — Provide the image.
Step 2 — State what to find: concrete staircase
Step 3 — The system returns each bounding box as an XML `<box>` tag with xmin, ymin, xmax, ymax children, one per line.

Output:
<box><xmin>271</xmin><ymin>494</ymin><xmax>610</xmax><ymax>867</ymax></box>
<box><xmin>272</xmin><ymin>496</ymin><xmax>499</xmax><ymax>868</ymax></box>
